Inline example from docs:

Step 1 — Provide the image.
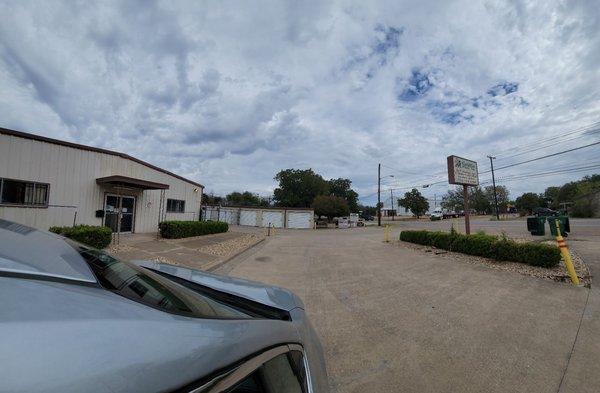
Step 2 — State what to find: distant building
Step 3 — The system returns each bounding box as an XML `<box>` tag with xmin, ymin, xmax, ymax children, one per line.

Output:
<box><xmin>0</xmin><ymin>128</ymin><xmax>204</xmax><ymax>233</ymax></box>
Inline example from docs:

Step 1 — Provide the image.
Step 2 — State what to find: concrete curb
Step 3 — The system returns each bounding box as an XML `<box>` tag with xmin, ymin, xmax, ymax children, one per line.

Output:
<box><xmin>206</xmin><ymin>237</ymin><xmax>266</xmax><ymax>272</ymax></box>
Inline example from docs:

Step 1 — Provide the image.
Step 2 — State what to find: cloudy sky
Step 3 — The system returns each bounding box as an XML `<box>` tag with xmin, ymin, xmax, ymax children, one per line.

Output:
<box><xmin>1</xmin><ymin>0</ymin><xmax>599</xmax><ymax>206</ymax></box>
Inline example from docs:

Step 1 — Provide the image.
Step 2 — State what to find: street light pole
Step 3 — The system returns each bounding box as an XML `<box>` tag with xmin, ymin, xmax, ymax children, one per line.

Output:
<box><xmin>377</xmin><ymin>163</ymin><xmax>381</xmax><ymax>227</ymax></box>
<box><xmin>488</xmin><ymin>155</ymin><xmax>500</xmax><ymax>220</ymax></box>
<box><xmin>390</xmin><ymin>189</ymin><xmax>395</xmax><ymax>221</ymax></box>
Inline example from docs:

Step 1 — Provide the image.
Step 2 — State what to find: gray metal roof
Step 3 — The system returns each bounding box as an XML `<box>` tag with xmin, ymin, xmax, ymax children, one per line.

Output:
<box><xmin>0</xmin><ymin>127</ymin><xmax>204</xmax><ymax>189</ymax></box>
<box><xmin>0</xmin><ymin>219</ymin><xmax>97</xmax><ymax>283</ymax></box>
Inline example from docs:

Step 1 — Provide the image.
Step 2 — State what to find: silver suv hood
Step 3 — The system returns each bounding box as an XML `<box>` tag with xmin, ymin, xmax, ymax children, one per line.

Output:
<box><xmin>132</xmin><ymin>260</ymin><xmax>305</xmax><ymax>311</ymax></box>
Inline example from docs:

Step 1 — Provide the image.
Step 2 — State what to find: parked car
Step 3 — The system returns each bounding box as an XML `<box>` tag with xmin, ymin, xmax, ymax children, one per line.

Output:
<box><xmin>360</xmin><ymin>213</ymin><xmax>374</xmax><ymax>221</ymax></box>
<box><xmin>0</xmin><ymin>219</ymin><xmax>329</xmax><ymax>393</ymax></box>
<box><xmin>430</xmin><ymin>209</ymin><xmax>443</xmax><ymax>220</ymax></box>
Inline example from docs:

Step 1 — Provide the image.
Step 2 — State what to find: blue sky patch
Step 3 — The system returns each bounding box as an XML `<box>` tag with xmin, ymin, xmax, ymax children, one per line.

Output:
<box><xmin>398</xmin><ymin>70</ymin><xmax>433</xmax><ymax>101</ymax></box>
<box><xmin>373</xmin><ymin>24</ymin><xmax>403</xmax><ymax>56</ymax></box>
<box><xmin>487</xmin><ymin>82</ymin><xmax>519</xmax><ymax>97</ymax></box>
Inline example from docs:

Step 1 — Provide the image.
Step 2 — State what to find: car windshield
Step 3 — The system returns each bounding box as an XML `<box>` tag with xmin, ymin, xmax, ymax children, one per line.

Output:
<box><xmin>71</xmin><ymin>242</ymin><xmax>250</xmax><ymax>319</ymax></box>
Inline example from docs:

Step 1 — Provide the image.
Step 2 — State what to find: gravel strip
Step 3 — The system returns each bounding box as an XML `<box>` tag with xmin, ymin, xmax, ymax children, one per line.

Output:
<box><xmin>106</xmin><ymin>244</ymin><xmax>136</xmax><ymax>253</ymax></box>
<box><xmin>197</xmin><ymin>234</ymin><xmax>262</xmax><ymax>257</ymax></box>
<box><xmin>397</xmin><ymin>240</ymin><xmax>592</xmax><ymax>286</ymax></box>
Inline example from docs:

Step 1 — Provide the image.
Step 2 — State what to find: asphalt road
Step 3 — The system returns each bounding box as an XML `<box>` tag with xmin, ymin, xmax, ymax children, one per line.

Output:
<box><xmin>215</xmin><ymin>220</ymin><xmax>600</xmax><ymax>393</ymax></box>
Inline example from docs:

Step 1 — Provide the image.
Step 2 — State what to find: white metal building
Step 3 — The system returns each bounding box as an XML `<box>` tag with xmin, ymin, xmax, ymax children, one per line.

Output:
<box><xmin>0</xmin><ymin>128</ymin><xmax>204</xmax><ymax>233</ymax></box>
<box><xmin>202</xmin><ymin>206</ymin><xmax>314</xmax><ymax>229</ymax></box>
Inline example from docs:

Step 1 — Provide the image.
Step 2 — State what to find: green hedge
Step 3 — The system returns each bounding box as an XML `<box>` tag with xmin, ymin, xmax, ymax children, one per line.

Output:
<box><xmin>399</xmin><ymin>230</ymin><xmax>561</xmax><ymax>268</ymax></box>
<box><xmin>49</xmin><ymin>225</ymin><xmax>112</xmax><ymax>249</ymax></box>
<box><xmin>159</xmin><ymin>220</ymin><xmax>228</xmax><ymax>239</ymax></box>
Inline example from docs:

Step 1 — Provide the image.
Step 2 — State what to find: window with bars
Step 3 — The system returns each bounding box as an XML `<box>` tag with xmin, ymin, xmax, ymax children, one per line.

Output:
<box><xmin>166</xmin><ymin>198</ymin><xmax>185</xmax><ymax>213</ymax></box>
<box><xmin>0</xmin><ymin>178</ymin><xmax>49</xmax><ymax>207</ymax></box>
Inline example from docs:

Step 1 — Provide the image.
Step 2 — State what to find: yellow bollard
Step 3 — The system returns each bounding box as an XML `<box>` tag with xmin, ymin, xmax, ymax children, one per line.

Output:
<box><xmin>555</xmin><ymin>221</ymin><xmax>579</xmax><ymax>286</ymax></box>
<box><xmin>384</xmin><ymin>224</ymin><xmax>390</xmax><ymax>243</ymax></box>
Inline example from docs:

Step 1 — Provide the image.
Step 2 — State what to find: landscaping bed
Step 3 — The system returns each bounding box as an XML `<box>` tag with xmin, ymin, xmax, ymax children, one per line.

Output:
<box><xmin>398</xmin><ymin>229</ymin><xmax>590</xmax><ymax>284</ymax></box>
<box><xmin>400</xmin><ymin>229</ymin><xmax>560</xmax><ymax>267</ymax></box>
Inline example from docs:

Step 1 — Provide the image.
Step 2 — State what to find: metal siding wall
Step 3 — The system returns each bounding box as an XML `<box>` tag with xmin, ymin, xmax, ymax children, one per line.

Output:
<box><xmin>0</xmin><ymin>134</ymin><xmax>203</xmax><ymax>232</ymax></box>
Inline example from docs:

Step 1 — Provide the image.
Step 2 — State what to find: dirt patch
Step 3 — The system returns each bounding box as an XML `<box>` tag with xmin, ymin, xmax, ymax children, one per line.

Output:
<box><xmin>397</xmin><ymin>240</ymin><xmax>592</xmax><ymax>286</ymax></box>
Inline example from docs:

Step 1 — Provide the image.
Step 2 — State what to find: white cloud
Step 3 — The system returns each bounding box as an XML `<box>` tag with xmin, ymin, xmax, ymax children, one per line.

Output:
<box><xmin>0</xmin><ymin>0</ymin><xmax>598</xmax><ymax>203</ymax></box>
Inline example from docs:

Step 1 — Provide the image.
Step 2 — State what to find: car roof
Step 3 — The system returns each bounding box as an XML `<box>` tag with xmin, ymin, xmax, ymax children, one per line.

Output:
<box><xmin>0</xmin><ymin>219</ymin><xmax>97</xmax><ymax>283</ymax></box>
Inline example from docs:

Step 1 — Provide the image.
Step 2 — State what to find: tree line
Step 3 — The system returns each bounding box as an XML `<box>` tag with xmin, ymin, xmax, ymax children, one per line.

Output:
<box><xmin>205</xmin><ymin>171</ymin><xmax>599</xmax><ymax>220</ymax></box>
<box><xmin>204</xmin><ymin>168</ymin><xmax>360</xmax><ymax>221</ymax></box>
<box><xmin>514</xmin><ymin>174</ymin><xmax>599</xmax><ymax>217</ymax></box>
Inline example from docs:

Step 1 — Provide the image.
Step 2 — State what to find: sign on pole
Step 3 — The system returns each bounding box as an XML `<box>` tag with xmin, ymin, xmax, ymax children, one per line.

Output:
<box><xmin>447</xmin><ymin>155</ymin><xmax>479</xmax><ymax>234</ymax></box>
<box><xmin>447</xmin><ymin>155</ymin><xmax>479</xmax><ymax>186</ymax></box>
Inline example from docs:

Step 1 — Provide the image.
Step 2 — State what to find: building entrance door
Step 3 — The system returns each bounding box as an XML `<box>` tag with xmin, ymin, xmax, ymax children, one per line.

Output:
<box><xmin>104</xmin><ymin>195</ymin><xmax>135</xmax><ymax>233</ymax></box>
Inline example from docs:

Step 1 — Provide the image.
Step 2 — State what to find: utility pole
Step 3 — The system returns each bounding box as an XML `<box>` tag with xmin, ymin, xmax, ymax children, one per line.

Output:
<box><xmin>377</xmin><ymin>163</ymin><xmax>381</xmax><ymax>227</ymax></box>
<box><xmin>390</xmin><ymin>189</ymin><xmax>395</xmax><ymax>221</ymax></box>
<box><xmin>488</xmin><ymin>155</ymin><xmax>500</xmax><ymax>220</ymax></box>
<box><xmin>463</xmin><ymin>185</ymin><xmax>471</xmax><ymax>235</ymax></box>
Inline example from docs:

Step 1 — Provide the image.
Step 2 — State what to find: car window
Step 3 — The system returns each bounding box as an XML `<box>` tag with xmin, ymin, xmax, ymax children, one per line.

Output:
<box><xmin>227</xmin><ymin>351</ymin><xmax>307</xmax><ymax>393</ymax></box>
<box><xmin>72</xmin><ymin>244</ymin><xmax>250</xmax><ymax>319</ymax></box>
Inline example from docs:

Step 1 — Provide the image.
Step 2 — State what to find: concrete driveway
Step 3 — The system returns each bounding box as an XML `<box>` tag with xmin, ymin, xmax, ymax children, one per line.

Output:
<box><xmin>215</xmin><ymin>225</ymin><xmax>598</xmax><ymax>393</ymax></box>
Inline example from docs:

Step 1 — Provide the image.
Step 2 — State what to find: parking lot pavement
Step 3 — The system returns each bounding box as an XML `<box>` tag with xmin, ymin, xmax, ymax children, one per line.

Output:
<box><xmin>215</xmin><ymin>226</ymin><xmax>598</xmax><ymax>393</ymax></box>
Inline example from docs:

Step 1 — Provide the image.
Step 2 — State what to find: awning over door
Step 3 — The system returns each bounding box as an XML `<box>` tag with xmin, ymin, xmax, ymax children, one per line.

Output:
<box><xmin>96</xmin><ymin>175</ymin><xmax>169</xmax><ymax>190</ymax></box>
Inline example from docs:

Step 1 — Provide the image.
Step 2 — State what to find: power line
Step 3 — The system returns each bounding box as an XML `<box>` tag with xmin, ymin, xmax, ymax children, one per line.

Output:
<box><xmin>480</xmin><ymin>141</ymin><xmax>600</xmax><ymax>174</ymax></box>
<box><xmin>361</xmin><ymin>122</ymin><xmax>600</xmax><ymax>202</ymax></box>
<box><xmin>494</xmin><ymin>127</ymin><xmax>600</xmax><ymax>162</ymax></box>
<box><xmin>380</xmin><ymin>163</ymin><xmax>419</xmax><ymax>175</ymax></box>
<box><xmin>489</xmin><ymin>121</ymin><xmax>600</xmax><ymax>158</ymax></box>
<box><xmin>495</xmin><ymin>164</ymin><xmax>600</xmax><ymax>182</ymax></box>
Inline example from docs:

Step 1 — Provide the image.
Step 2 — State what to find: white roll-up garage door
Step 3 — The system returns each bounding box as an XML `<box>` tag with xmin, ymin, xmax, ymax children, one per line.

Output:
<box><xmin>262</xmin><ymin>211</ymin><xmax>284</xmax><ymax>228</ymax></box>
<box><xmin>286</xmin><ymin>212</ymin><xmax>312</xmax><ymax>229</ymax></box>
<box><xmin>219</xmin><ymin>209</ymin><xmax>238</xmax><ymax>225</ymax></box>
<box><xmin>239</xmin><ymin>210</ymin><xmax>258</xmax><ymax>226</ymax></box>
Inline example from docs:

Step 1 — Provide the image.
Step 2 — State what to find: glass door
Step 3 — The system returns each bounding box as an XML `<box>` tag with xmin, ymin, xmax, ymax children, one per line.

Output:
<box><xmin>104</xmin><ymin>195</ymin><xmax>136</xmax><ymax>233</ymax></box>
<box><xmin>120</xmin><ymin>196</ymin><xmax>135</xmax><ymax>232</ymax></box>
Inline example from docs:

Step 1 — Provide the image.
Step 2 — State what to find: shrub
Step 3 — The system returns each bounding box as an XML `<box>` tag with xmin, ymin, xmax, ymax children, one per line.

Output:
<box><xmin>399</xmin><ymin>229</ymin><xmax>561</xmax><ymax>268</ymax></box>
<box><xmin>451</xmin><ymin>233</ymin><xmax>497</xmax><ymax>257</ymax></box>
<box><xmin>399</xmin><ymin>230</ymin><xmax>431</xmax><ymax>245</ymax></box>
<box><xmin>49</xmin><ymin>225</ymin><xmax>112</xmax><ymax>249</ymax></box>
<box><xmin>429</xmin><ymin>231</ymin><xmax>455</xmax><ymax>249</ymax></box>
<box><xmin>159</xmin><ymin>220</ymin><xmax>228</xmax><ymax>239</ymax></box>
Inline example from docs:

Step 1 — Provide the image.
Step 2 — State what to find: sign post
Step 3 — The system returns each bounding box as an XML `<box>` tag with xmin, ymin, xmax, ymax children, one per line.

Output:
<box><xmin>447</xmin><ymin>155</ymin><xmax>479</xmax><ymax>235</ymax></box>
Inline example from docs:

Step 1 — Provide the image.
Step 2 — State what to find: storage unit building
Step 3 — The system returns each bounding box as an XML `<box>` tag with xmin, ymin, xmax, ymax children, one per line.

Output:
<box><xmin>0</xmin><ymin>128</ymin><xmax>204</xmax><ymax>233</ymax></box>
<box><xmin>202</xmin><ymin>206</ymin><xmax>314</xmax><ymax>229</ymax></box>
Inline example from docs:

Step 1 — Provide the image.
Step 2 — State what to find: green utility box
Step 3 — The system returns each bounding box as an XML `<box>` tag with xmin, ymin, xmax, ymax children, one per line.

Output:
<box><xmin>548</xmin><ymin>216</ymin><xmax>570</xmax><ymax>237</ymax></box>
<box><xmin>527</xmin><ymin>216</ymin><xmax>546</xmax><ymax>236</ymax></box>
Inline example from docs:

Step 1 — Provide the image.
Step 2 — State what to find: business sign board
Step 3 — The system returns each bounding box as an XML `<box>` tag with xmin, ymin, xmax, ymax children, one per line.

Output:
<box><xmin>447</xmin><ymin>155</ymin><xmax>479</xmax><ymax>186</ymax></box>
